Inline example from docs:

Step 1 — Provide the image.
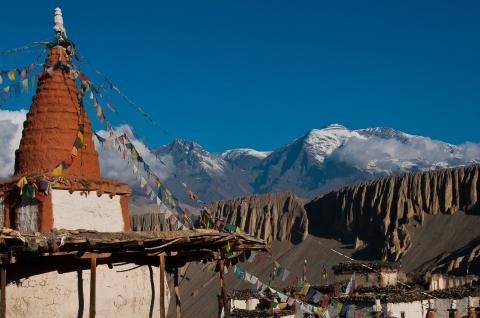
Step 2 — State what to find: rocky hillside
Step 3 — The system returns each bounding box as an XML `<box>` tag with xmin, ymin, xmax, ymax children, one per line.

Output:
<box><xmin>305</xmin><ymin>165</ymin><xmax>480</xmax><ymax>262</ymax></box>
<box><xmin>210</xmin><ymin>192</ymin><xmax>309</xmax><ymax>244</ymax></box>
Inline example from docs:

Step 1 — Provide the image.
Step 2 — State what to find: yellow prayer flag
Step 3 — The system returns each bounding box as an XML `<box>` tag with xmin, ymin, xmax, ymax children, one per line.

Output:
<box><xmin>77</xmin><ymin>131</ymin><xmax>84</xmax><ymax>143</ymax></box>
<box><xmin>52</xmin><ymin>166</ymin><xmax>63</xmax><ymax>176</ymax></box>
<box><xmin>16</xmin><ymin>176</ymin><xmax>28</xmax><ymax>194</ymax></box>
<box><xmin>7</xmin><ymin>70</ymin><xmax>15</xmax><ymax>81</ymax></box>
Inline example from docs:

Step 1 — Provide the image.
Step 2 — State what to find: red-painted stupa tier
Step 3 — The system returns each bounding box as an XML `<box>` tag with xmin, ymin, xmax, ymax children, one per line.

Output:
<box><xmin>14</xmin><ymin>46</ymin><xmax>100</xmax><ymax>177</ymax></box>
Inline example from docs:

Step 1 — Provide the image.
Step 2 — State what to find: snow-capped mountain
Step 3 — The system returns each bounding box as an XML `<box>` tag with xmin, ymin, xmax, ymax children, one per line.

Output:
<box><xmin>156</xmin><ymin>139</ymin><xmax>226</xmax><ymax>176</ymax></box>
<box><xmin>253</xmin><ymin>124</ymin><xmax>480</xmax><ymax>197</ymax></box>
<box><xmin>220</xmin><ymin>148</ymin><xmax>271</xmax><ymax>171</ymax></box>
<box><xmin>302</xmin><ymin>124</ymin><xmax>365</xmax><ymax>164</ymax></box>
<box><xmin>153</xmin><ymin>140</ymin><xmax>255</xmax><ymax>203</ymax></box>
<box><xmin>100</xmin><ymin>124</ymin><xmax>480</xmax><ymax>202</ymax></box>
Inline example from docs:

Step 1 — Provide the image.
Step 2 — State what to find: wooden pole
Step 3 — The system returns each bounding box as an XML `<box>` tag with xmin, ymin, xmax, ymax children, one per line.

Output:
<box><xmin>89</xmin><ymin>256</ymin><xmax>97</xmax><ymax>318</ymax></box>
<box><xmin>0</xmin><ymin>264</ymin><xmax>6</xmax><ymax>318</ymax></box>
<box><xmin>174</xmin><ymin>267</ymin><xmax>181</xmax><ymax>318</ymax></box>
<box><xmin>219</xmin><ymin>259</ymin><xmax>229</xmax><ymax>318</ymax></box>
<box><xmin>159</xmin><ymin>254</ymin><xmax>166</xmax><ymax>318</ymax></box>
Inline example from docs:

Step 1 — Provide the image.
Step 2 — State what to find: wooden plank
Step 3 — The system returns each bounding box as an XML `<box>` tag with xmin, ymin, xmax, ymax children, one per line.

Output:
<box><xmin>79</xmin><ymin>252</ymin><xmax>112</xmax><ymax>259</ymax></box>
<box><xmin>159</xmin><ymin>254</ymin><xmax>166</xmax><ymax>318</ymax></box>
<box><xmin>174</xmin><ymin>267</ymin><xmax>181</xmax><ymax>318</ymax></box>
<box><xmin>89</xmin><ymin>256</ymin><xmax>97</xmax><ymax>318</ymax></box>
<box><xmin>0</xmin><ymin>264</ymin><xmax>6</xmax><ymax>318</ymax></box>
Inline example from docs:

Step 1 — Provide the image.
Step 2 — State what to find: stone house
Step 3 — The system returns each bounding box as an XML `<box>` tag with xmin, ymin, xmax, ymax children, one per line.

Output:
<box><xmin>332</xmin><ymin>262</ymin><xmax>403</xmax><ymax>289</ymax></box>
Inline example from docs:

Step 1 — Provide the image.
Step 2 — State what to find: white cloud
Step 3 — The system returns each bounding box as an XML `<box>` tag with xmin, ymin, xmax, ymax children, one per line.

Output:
<box><xmin>95</xmin><ymin>124</ymin><xmax>173</xmax><ymax>187</ymax></box>
<box><xmin>1</xmin><ymin>110</ymin><xmax>479</xmax><ymax>188</ymax></box>
<box><xmin>0</xmin><ymin>110</ymin><xmax>172</xmax><ymax>187</ymax></box>
<box><xmin>0</xmin><ymin>109</ymin><xmax>27</xmax><ymax>178</ymax></box>
<box><xmin>331</xmin><ymin>135</ymin><xmax>480</xmax><ymax>174</ymax></box>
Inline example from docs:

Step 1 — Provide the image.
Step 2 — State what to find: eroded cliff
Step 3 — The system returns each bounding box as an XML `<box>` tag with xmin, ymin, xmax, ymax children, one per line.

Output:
<box><xmin>305</xmin><ymin>165</ymin><xmax>480</xmax><ymax>262</ymax></box>
<box><xmin>210</xmin><ymin>192</ymin><xmax>309</xmax><ymax>243</ymax></box>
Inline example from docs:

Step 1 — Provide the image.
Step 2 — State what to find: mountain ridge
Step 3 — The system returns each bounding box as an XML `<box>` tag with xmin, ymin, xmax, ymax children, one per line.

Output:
<box><xmin>144</xmin><ymin>124</ymin><xmax>480</xmax><ymax>203</ymax></box>
<box><xmin>94</xmin><ymin>124</ymin><xmax>480</xmax><ymax>204</ymax></box>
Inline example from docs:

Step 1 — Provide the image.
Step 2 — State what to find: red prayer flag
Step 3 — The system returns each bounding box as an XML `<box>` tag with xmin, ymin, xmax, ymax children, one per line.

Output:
<box><xmin>79</xmin><ymin>72</ymin><xmax>88</xmax><ymax>83</ymax></box>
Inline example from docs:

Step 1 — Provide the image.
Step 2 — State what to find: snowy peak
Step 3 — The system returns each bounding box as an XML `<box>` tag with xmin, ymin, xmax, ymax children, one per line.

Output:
<box><xmin>98</xmin><ymin>122</ymin><xmax>480</xmax><ymax>203</ymax></box>
<box><xmin>165</xmin><ymin>139</ymin><xmax>205</xmax><ymax>154</ymax></box>
<box><xmin>356</xmin><ymin>127</ymin><xmax>413</xmax><ymax>142</ymax></box>
<box><xmin>220</xmin><ymin>148</ymin><xmax>271</xmax><ymax>161</ymax></box>
<box><xmin>301</xmin><ymin>124</ymin><xmax>364</xmax><ymax>164</ymax></box>
<box><xmin>220</xmin><ymin>148</ymin><xmax>272</xmax><ymax>171</ymax></box>
<box><xmin>157</xmin><ymin>139</ymin><xmax>226</xmax><ymax>175</ymax></box>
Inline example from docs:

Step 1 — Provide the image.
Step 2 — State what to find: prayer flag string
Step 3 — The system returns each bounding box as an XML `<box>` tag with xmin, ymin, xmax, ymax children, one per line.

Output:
<box><xmin>75</xmin><ymin>55</ymin><xmax>172</xmax><ymax>136</ymax></box>
<box><xmin>94</xmin><ymin>131</ymin><xmax>192</xmax><ymax>230</ymax></box>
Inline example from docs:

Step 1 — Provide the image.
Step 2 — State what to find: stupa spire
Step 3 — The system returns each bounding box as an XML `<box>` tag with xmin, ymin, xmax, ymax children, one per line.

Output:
<box><xmin>14</xmin><ymin>9</ymin><xmax>100</xmax><ymax>178</ymax></box>
<box><xmin>53</xmin><ymin>7</ymin><xmax>67</xmax><ymax>37</ymax></box>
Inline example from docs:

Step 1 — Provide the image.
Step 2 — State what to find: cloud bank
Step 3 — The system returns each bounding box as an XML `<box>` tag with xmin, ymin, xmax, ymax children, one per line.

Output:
<box><xmin>0</xmin><ymin>109</ymin><xmax>478</xmax><ymax>190</ymax></box>
<box><xmin>330</xmin><ymin>135</ymin><xmax>480</xmax><ymax>174</ymax></box>
<box><xmin>95</xmin><ymin>124</ymin><xmax>174</xmax><ymax>188</ymax></box>
<box><xmin>0</xmin><ymin>109</ymin><xmax>27</xmax><ymax>178</ymax></box>
<box><xmin>0</xmin><ymin>110</ymin><xmax>172</xmax><ymax>189</ymax></box>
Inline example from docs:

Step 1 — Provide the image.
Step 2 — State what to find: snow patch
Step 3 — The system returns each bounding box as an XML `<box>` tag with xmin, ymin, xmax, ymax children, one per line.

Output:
<box><xmin>303</xmin><ymin>124</ymin><xmax>365</xmax><ymax>164</ymax></box>
<box><xmin>220</xmin><ymin>148</ymin><xmax>272</xmax><ymax>160</ymax></box>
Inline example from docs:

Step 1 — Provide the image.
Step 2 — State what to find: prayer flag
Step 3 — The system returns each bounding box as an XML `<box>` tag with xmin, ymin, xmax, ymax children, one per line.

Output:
<box><xmin>52</xmin><ymin>165</ymin><xmax>63</xmax><ymax>176</ymax></box>
<box><xmin>255</xmin><ymin>279</ymin><xmax>262</xmax><ymax>291</ymax></box>
<box><xmin>247</xmin><ymin>251</ymin><xmax>257</xmax><ymax>263</ymax></box>
<box><xmin>287</xmin><ymin>297</ymin><xmax>295</xmax><ymax>306</ymax></box>
<box><xmin>73</xmin><ymin>137</ymin><xmax>83</xmax><ymax>149</ymax></box>
<box><xmin>149</xmin><ymin>190</ymin><xmax>156</xmax><ymax>200</ymax></box>
<box><xmin>290</xmin><ymin>273</ymin><xmax>298</xmax><ymax>286</ymax></box>
<box><xmin>96</xmin><ymin>105</ymin><xmax>103</xmax><ymax>117</ymax></box>
<box><xmin>306</xmin><ymin>287</ymin><xmax>316</xmax><ymax>301</ymax></box>
<box><xmin>106</xmin><ymin>103</ymin><xmax>116</xmax><ymax>112</ymax></box>
<box><xmin>7</xmin><ymin>70</ymin><xmax>15</xmax><ymax>81</ymax></box>
<box><xmin>140</xmin><ymin>176</ymin><xmax>147</xmax><ymax>188</ymax></box>
<box><xmin>20</xmin><ymin>79</ymin><xmax>28</xmax><ymax>93</ymax></box>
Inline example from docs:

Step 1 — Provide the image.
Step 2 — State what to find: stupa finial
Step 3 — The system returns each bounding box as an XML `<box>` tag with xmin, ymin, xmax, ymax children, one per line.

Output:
<box><xmin>53</xmin><ymin>7</ymin><xmax>67</xmax><ymax>37</ymax></box>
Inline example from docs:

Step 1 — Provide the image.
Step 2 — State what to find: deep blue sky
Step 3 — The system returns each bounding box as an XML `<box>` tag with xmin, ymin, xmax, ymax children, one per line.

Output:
<box><xmin>1</xmin><ymin>1</ymin><xmax>479</xmax><ymax>151</ymax></box>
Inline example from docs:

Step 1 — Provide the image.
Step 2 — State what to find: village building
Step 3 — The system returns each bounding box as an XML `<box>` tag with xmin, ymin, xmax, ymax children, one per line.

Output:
<box><xmin>226</xmin><ymin>261</ymin><xmax>480</xmax><ymax>318</ymax></box>
<box><xmin>332</xmin><ymin>262</ymin><xmax>404</xmax><ymax>289</ymax></box>
<box><xmin>429</xmin><ymin>274</ymin><xmax>478</xmax><ymax>291</ymax></box>
<box><xmin>337</xmin><ymin>287</ymin><xmax>479</xmax><ymax>318</ymax></box>
<box><xmin>0</xmin><ymin>8</ymin><xmax>266</xmax><ymax>318</ymax></box>
<box><xmin>331</xmin><ymin>261</ymin><xmax>480</xmax><ymax>318</ymax></box>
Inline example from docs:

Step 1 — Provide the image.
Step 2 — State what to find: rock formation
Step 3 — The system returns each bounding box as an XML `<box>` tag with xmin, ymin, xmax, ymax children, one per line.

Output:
<box><xmin>210</xmin><ymin>192</ymin><xmax>309</xmax><ymax>244</ymax></box>
<box><xmin>305</xmin><ymin>165</ymin><xmax>480</xmax><ymax>261</ymax></box>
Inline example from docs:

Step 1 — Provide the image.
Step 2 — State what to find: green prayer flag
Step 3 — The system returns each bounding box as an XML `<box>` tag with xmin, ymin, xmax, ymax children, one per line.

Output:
<box><xmin>74</xmin><ymin>137</ymin><xmax>83</xmax><ymax>149</ymax></box>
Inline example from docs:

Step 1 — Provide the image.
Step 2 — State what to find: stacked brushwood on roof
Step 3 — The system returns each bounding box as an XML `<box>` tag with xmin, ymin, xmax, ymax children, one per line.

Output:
<box><xmin>337</xmin><ymin>281</ymin><xmax>480</xmax><ymax>303</ymax></box>
<box><xmin>332</xmin><ymin>261</ymin><xmax>399</xmax><ymax>274</ymax></box>
<box><xmin>230</xmin><ymin>308</ymin><xmax>295</xmax><ymax>317</ymax></box>
<box><xmin>0</xmin><ymin>228</ymin><xmax>266</xmax><ymax>263</ymax></box>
